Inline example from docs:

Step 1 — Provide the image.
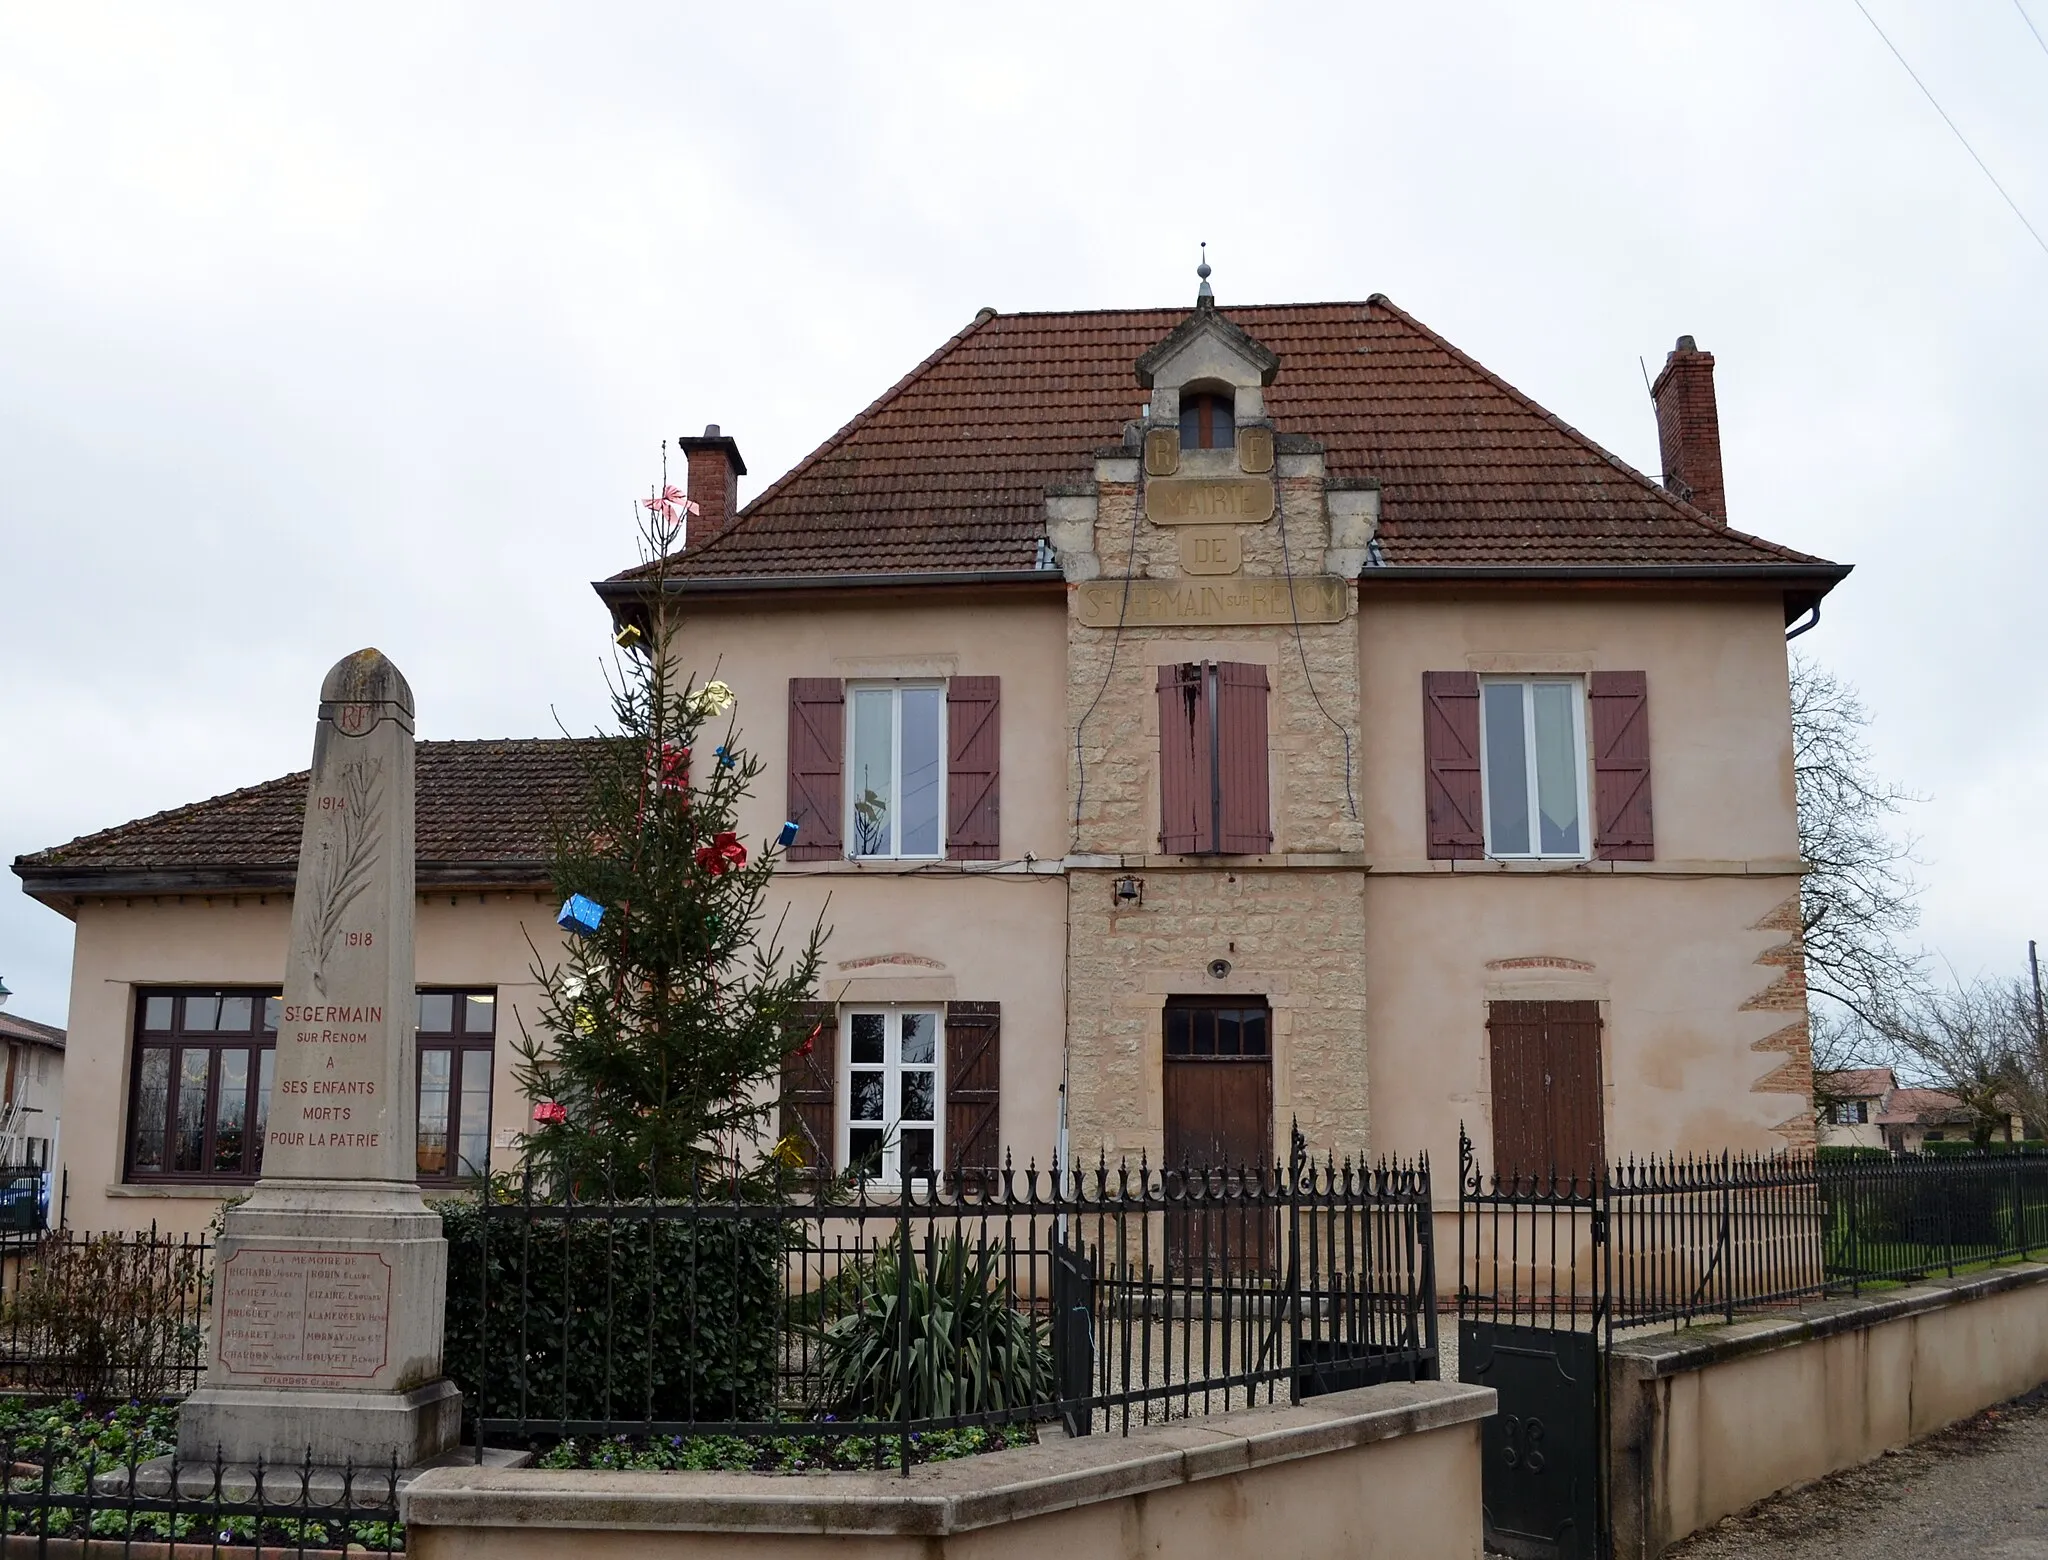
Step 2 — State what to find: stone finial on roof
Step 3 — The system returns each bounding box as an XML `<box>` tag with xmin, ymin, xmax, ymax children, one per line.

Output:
<box><xmin>1196</xmin><ymin>242</ymin><xmax>1213</xmax><ymax>309</ymax></box>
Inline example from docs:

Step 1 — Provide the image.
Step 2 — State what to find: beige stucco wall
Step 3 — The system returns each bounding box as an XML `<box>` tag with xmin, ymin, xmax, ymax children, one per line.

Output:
<box><xmin>1607</xmin><ymin>1264</ymin><xmax>2048</xmax><ymax>1560</ymax></box>
<box><xmin>405</xmin><ymin>1381</ymin><xmax>1492</xmax><ymax>1560</ymax></box>
<box><xmin>57</xmin><ymin>891</ymin><xmax>563</xmax><ymax>1235</ymax></box>
<box><xmin>1357</xmin><ymin>590</ymin><xmax>1812</xmax><ymax>1168</ymax></box>
<box><xmin>660</xmin><ymin>595</ymin><xmax>1072</xmax><ymax>1170</ymax></box>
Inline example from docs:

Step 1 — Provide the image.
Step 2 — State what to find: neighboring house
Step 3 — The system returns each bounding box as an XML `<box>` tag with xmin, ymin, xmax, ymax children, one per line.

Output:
<box><xmin>0</xmin><ymin>1008</ymin><xmax>64</xmax><ymax>1178</ymax></box>
<box><xmin>1817</xmin><ymin>1067</ymin><xmax>2027</xmax><ymax>1153</ymax></box>
<box><xmin>15</xmin><ymin>287</ymin><xmax>1848</xmax><ymax>1235</ymax></box>
<box><xmin>1816</xmin><ymin>1066</ymin><xmax>1893</xmax><ymax>1151</ymax></box>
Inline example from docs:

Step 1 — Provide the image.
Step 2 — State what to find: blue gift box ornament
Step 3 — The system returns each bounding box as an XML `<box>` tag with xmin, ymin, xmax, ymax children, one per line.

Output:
<box><xmin>777</xmin><ymin>821</ymin><xmax>800</xmax><ymax>848</ymax></box>
<box><xmin>714</xmin><ymin>745</ymin><xmax>736</xmax><ymax>769</ymax></box>
<box><xmin>557</xmin><ymin>894</ymin><xmax>606</xmax><ymax>937</ymax></box>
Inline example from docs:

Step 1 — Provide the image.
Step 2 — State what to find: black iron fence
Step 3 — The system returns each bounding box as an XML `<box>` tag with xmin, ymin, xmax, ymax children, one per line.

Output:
<box><xmin>1459</xmin><ymin>1133</ymin><xmax>2048</xmax><ymax>1333</ymax></box>
<box><xmin>449</xmin><ymin>1142</ymin><xmax>1437</xmax><ymax>1470</ymax></box>
<box><xmin>0</xmin><ymin>1436</ymin><xmax>403</xmax><ymax>1555</ymax></box>
<box><xmin>0</xmin><ymin>1226</ymin><xmax>211</xmax><ymax>1400</ymax></box>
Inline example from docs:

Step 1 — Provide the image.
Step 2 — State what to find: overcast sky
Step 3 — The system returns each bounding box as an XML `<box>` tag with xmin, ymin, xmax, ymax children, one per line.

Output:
<box><xmin>2</xmin><ymin>2</ymin><xmax>2043</xmax><ymax>1025</ymax></box>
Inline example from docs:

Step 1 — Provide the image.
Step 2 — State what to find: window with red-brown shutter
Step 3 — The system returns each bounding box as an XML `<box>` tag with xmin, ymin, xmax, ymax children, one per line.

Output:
<box><xmin>786</xmin><ymin>679</ymin><xmax>844</xmax><ymax>861</ymax></box>
<box><xmin>1423</xmin><ymin>671</ymin><xmax>1483</xmax><ymax>860</ymax></box>
<box><xmin>778</xmin><ymin>1000</ymin><xmax>837</xmax><ymax>1176</ymax></box>
<box><xmin>944</xmin><ymin>1001</ymin><xmax>1000</xmax><ymax>1189</ymax></box>
<box><xmin>945</xmin><ymin>677</ymin><xmax>1000</xmax><ymax>860</ymax></box>
<box><xmin>1157</xmin><ymin>661</ymin><xmax>1270</xmax><ymax>855</ymax></box>
<box><xmin>1589</xmin><ymin>671</ymin><xmax>1654</xmax><ymax>860</ymax></box>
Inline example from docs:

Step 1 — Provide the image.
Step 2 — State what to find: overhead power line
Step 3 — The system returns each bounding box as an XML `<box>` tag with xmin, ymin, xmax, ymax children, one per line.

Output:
<box><xmin>2016</xmin><ymin>0</ymin><xmax>2048</xmax><ymax>61</ymax></box>
<box><xmin>1850</xmin><ymin>0</ymin><xmax>2048</xmax><ymax>260</ymax></box>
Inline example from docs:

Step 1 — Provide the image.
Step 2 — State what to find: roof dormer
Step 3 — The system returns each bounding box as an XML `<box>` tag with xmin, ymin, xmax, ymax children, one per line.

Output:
<box><xmin>1134</xmin><ymin>257</ymin><xmax>1282</xmax><ymax>479</ymax></box>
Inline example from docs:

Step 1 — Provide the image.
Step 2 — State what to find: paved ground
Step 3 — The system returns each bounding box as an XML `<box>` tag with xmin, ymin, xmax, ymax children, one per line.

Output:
<box><xmin>1666</xmin><ymin>1384</ymin><xmax>2048</xmax><ymax>1559</ymax></box>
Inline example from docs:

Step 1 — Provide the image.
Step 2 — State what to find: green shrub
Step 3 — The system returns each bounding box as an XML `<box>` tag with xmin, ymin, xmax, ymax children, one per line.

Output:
<box><xmin>1917</xmin><ymin>1140</ymin><xmax>2048</xmax><ymax>1157</ymax></box>
<box><xmin>440</xmin><ymin>1195</ymin><xmax>790</xmax><ymax>1428</ymax></box>
<box><xmin>814</xmin><ymin>1233</ymin><xmax>1051</xmax><ymax>1422</ymax></box>
<box><xmin>1817</xmin><ymin>1146</ymin><xmax>1891</xmax><ymax>1163</ymax></box>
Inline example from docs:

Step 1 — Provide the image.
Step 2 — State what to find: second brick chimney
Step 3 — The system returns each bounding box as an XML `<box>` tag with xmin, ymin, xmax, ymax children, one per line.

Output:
<box><xmin>678</xmin><ymin>424</ymin><xmax>747</xmax><ymax>548</ymax></box>
<box><xmin>1650</xmin><ymin>336</ymin><xmax>1726</xmax><ymax>524</ymax></box>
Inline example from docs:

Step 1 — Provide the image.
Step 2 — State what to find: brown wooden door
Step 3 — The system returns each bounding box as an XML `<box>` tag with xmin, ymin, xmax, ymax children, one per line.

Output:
<box><xmin>1163</xmin><ymin>1001</ymin><xmax>1274</xmax><ymax>1275</ymax></box>
<box><xmin>1487</xmin><ymin>999</ymin><xmax>1605</xmax><ymax>1187</ymax></box>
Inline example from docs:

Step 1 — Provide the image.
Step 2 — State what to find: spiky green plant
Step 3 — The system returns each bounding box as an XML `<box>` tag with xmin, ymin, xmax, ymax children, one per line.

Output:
<box><xmin>815</xmin><ymin>1234</ymin><xmax>1052</xmax><ymax>1421</ymax></box>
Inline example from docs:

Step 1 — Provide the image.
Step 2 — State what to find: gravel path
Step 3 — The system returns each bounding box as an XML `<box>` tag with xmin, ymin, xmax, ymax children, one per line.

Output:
<box><xmin>1666</xmin><ymin>1384</ymin><xmax>2048</xmax><ymax>1559</ymax></box>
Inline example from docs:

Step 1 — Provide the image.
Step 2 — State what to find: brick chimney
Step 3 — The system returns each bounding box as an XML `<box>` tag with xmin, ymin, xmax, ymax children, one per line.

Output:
<box><xmin>677</xmin><ymin>424</ymin><xmax>747</xmax><ymax>547</ymax></box>
<box><xmin>1650</xmin><ymin>336</ymin><xmax>1726</xmax><ymax>524</ymax></box>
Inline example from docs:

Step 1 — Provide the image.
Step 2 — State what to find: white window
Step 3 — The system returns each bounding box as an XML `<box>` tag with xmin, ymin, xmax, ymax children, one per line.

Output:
<box><xmin>848</xmin><ymin>684</ymin><xmax>945</xmax><ymax>858</ymax></box>
<box><xmin>842</xmin><ymin>1008</ymin><xmax>942</xmax><ymax>1182</ymax></box>
<box><xmin>1480</xmin><ymin>679</ymin><xmax>1589</xmax><ymax>859</ymax></box>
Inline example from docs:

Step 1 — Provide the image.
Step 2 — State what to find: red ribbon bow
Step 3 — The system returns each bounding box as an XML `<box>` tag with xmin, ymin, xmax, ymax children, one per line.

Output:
<box><xmin>695</xmin><ymin>831</ymin><xmax>748</xmax><ymax>876</ymax></box>
<box><xmin>653</xmin><ymin>741</ymin><xmax>691</xmax><ymax>794</ymax></box>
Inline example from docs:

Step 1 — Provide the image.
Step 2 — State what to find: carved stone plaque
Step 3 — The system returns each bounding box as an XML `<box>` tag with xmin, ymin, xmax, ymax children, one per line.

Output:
<box><xmin>1144</xmin><ymin>476</ymin><xmax>1275</xmax><ymax>525</ymax></box>
<box><xmin>216</xmin><ymin>1248</ymin><xmax>392</xmax><ymax>1383</ymax></box>
<box><xmin>1179</xmin><ymin>528</ymin><xmax>1241</xmax><ymax>575</ymax></box>
<box><xmin>1143</xmin><ymin>428</ymin><xmax>1180</xmax><ymax>477</ymax></box>
<box><xmin>1074</xmin><ymin>574</ymin><xmax>1348</xmax><ymax>627</ymax></box>
<box><xmin>1236</xmin><ymin>426</ymin><xmax>1274</xmax><ymax>474</ymax></box>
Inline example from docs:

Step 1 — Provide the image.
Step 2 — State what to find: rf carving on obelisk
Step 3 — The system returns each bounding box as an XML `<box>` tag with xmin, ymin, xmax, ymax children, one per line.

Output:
<box><xmin>179</xmin><ymin>649</ymin><xmax>460</xmax><ymax>1468</ymax></box>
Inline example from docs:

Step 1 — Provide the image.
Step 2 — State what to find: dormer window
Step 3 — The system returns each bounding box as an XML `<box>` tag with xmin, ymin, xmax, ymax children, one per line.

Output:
<box><xmin>1179</xmin><ymin>393</ymin><xmax>1236</xmax><ymax>450</ymax></box>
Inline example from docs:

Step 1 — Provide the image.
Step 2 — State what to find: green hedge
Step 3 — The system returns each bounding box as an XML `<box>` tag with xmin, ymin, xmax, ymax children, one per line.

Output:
<box><xmin>440</xmin><ymin>1197</ymin><xmax>790</xmax><ymax>1428</ymax></box>
<box><xmin>1817</xmin><ymin>1146</ymin><xmax>1891</xmax><ymax>1163</ymax></box>
<box><xmin>1916</xmin><ymin>1140</ymin><xmax>2048</xmax><ymax>1157</ymax></box>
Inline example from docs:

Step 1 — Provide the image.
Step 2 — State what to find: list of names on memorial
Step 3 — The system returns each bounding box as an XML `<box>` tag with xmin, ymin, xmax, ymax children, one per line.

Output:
<box><xmin>217</xmin><ymin>1249</ymin><xmax>392</xmax><ymax>1383</ymax></box>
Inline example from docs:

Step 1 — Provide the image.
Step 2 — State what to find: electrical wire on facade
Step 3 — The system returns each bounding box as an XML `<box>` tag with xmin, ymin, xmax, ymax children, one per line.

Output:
<box><xmin>1069</xmin><ymin>472</ymin><xmax>1146</xmax><ymax>852</ymax></box>
<box><xmin>1275</xmin><ymin>495</ymin><xmax>1358</xmax><ymax>821</ymax></box>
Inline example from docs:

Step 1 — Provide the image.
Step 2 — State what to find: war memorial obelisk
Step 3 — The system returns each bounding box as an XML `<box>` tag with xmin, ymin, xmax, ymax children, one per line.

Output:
<box><xmin>180</xmin><ymin>649</ymin><xmax>460</xmax><ymax>1467</ymax></box>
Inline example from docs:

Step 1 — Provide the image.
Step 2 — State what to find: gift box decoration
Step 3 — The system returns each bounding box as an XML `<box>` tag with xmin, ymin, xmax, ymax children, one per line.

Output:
<box><xmin>557</xmin><ymin>894</ymin><xmax>606</xmax><ymax>937</ymax></box>
<box><xmin>533</xmin><ymin>1100</ymin><xmax>568</xmax><ymax>1126</ymax></box>
<box><xmin>777</xmin><ymin>820</ymin><xmax>800</xmax><ymax>848</ymax></box>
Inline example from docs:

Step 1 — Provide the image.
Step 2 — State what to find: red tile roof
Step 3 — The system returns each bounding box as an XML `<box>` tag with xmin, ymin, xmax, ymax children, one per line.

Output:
<box><xmin>0</xmin><ymin>1013</ymin><xmax>63</xmax><ymax>1051</ymax></box>
<box><xmin>1819</xmin><ymin>1067</ymin><xmax>1895</xmax><ymax>1099</ymax></box>
<box><xmin>610</xmin><ymin>296</ymin><xmax>1842</xmax><ymax>586</ymax></box>
<box><xmin>13</xmin><ymin>739</ymin><xmax>591</xmax><ymax>899</ymax></box>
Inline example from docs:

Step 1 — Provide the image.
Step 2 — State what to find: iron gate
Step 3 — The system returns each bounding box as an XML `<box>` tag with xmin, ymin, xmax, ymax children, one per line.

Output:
<box><xmin>1457</xmin><ymin>1131</ymin><xmax>1608</xmax><ymax>1560</ymax></box>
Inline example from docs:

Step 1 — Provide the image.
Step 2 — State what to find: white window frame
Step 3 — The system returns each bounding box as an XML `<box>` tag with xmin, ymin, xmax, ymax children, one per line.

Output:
<box><xmin>838</xmin><ymin>1006</ymin><xmax>945</xmax><ymax>1184</ymax></box>
<box><xmin>1478</xmin><ymin>677</ymin><xmax>1591</xmax><ymax>861</ymax></box>
<box><xmin>845</xmin><ymin>681</ymin><xmax>947</xmax><ymax>860</ymax></box>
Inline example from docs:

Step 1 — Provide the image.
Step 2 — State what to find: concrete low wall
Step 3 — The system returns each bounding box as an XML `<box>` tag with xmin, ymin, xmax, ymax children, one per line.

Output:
<box><xmin>1608</xmin><ymin>1262</ymin><xmax>2048</xmax><ymax>1560</ymax></box>
<box><xmin>402</xmin><ymin>1380</ymin><xmax>1495</xmax><ymax>1560</ymax></box>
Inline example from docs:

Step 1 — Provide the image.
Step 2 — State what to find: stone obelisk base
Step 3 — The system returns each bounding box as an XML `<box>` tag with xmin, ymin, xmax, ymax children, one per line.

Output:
<box><xmin>178</xmin><ymin>1180</ymin><xmax>461</xmax><ymax>1469</ymax></box>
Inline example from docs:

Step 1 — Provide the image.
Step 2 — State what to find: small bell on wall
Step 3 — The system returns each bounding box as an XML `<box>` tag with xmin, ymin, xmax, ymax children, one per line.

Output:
<box><xmin>557</xmin><ymin>894</ymin><xmax>607</xmax><ymax>937</ymax></box>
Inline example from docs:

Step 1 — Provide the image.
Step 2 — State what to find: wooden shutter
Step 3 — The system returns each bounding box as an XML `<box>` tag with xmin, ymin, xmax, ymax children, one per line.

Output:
<box><xmin>778</xmin><ymin>1000</ymin><xmax>837</xmax><ymax>1175</ymax></box>
<box><xmin>1423</xmin><ymin>671</ymin><xmax>1484</xmax><ymax>860</ymax></box>
<box><xmin>1590</xmin><ymin>671</ymin><xmax>1654</xmax><ymax>861</ymax></box>
<box><xmin>1215</xmin><ymin>662</ymin><xmax>1273</xmax><ymax>853</ymax></box>
<box><xmin>1157</xmin><ymin>663</ymin><xmax>1208</xmax><ymax>854</ymax></box>
<box><xmin>945</xmin><ymin>677</ymin><xmax>1001</xmax><ymax>861</ymax></box>
<box><xmin>1487</xmin><ymin>1000</ymin><xmax>1604</xmax><ymax>1186</ymax></box>
<box><xmin>944</xmin><ymin>1001</ymin><xmax>1001</xmax><ymax>1188</ymax></box>
<box><xmin>785</xmin><ymin>678</ymin><xmax>844</xmax><ymax>861</ymax></box>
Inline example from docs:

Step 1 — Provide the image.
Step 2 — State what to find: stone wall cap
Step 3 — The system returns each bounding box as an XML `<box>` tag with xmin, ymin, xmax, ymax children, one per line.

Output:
<box><xmin>400</xmin><ymin>1380</ymin><xmax>1494</xmax><ymax>1536</ymax></box>
<box><xmin>1610</xmin><ymin>1261</ymin><xmax>2048</xmax><ymax>1379</ymax></box>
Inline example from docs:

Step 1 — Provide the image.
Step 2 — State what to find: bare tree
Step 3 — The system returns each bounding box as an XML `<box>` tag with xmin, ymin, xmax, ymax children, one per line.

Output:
<box><xmin>1867</xmin><ymin>977</ymin><xmax>2031</xmax><ymax>1146</ymax></box>
<box><xmin>1791</xmin><ymin>653</ymin><xmax>1924</xmax><ymax>1027</ymax></box>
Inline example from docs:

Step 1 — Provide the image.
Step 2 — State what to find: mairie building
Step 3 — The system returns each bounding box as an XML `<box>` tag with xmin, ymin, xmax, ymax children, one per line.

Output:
<box><xmin>15</xmin><ymin>284</ymin><xmax>1848</xmax><ymax>1234</ymax></box>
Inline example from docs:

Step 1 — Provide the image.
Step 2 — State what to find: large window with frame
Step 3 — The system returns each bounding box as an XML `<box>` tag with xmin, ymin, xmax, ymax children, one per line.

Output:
<box><xmin>841</xmin><ymin>1008</ymin><xmax>942</xmax><ymax>1182</ymax></box>
<box><xmin>127</xmin><ymin>989</ymin><xmax>279</xmax><ymax>1182</ymax></box>
<box><xmin>416</xmin><ymin>990</ymin><xmax>495</xmax><ymax>1184</ymax></box>
<box><xmin>1480</xmin><ymin>678</ymin><xmax>1588</xmax><ymax>859</ymax></box>
<box><xmin>847</xmin><ymin>684</ymin><xmax>944</xmax><ymax>859</ymax></box>
<box><xmin>127</xmin><ymin>984</ymin><xmax>497</xmax><ymax>1186</ymax></box>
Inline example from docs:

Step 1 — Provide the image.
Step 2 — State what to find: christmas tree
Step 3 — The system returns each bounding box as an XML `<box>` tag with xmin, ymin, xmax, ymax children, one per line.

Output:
<box><xmin>513</xmin><ymin>475</ymin><xmax>828</xmax><ymax>1200</ymax></box>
